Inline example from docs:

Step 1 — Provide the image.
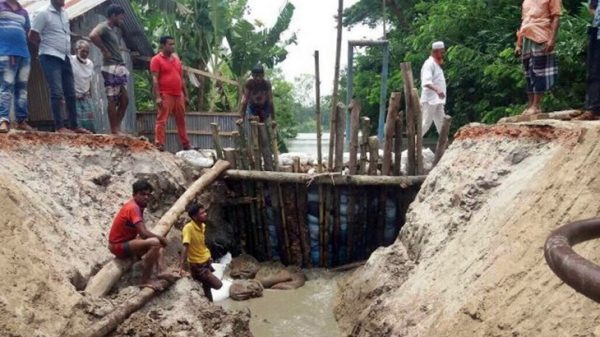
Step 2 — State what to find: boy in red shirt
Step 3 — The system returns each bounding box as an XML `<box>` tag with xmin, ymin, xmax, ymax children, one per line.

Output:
<box><xmin>150</xmin><ymin>35</ymin><xmax>190</xmax><ymax>152</ymax></box>
<box><xmin>108</xmin><ymin>179</ymin><xmax>169</xmax><ymax>289</ymax></box>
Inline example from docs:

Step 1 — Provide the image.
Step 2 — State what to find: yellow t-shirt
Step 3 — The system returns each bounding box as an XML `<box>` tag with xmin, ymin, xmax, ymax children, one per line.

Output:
<box><xmin>181</xmin><ymin>220</ymin><xmax>211</xmax><ymax>264</ymax></box>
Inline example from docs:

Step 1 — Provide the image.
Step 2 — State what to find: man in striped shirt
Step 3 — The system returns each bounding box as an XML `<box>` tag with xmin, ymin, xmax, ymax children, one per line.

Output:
<box><xmin>0</xmin><ymin>0</ymin><xmax>34</xmax><ymax>132</ymax></box>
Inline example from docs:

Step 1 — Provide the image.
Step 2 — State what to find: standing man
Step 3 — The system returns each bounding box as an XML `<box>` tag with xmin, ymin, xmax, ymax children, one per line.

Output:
<box><xmin>69</xmin><ymin>40</ymin><xmax>96</xmax><ymax>132</ymax></box>
<box><xmin>239</xmin><ymin>64</ymin><xmax>276</xmax><ymax>127</ymax></box>
<box><xmin>29</xmin><ymin>0</ymin><xmax>90</xmax><ymax>133</ymax></box>
<box><xmin>516</xmin><ymin>0</ymin><xmax>561</xmax><ymax>115</ymax></box>
<box><xmin>90</xmin><ymin>4</ymin><xmax>129</xmax><ymax>134</ymax></box>
<box><xmin>108</xmin><ymin>179</ymin><xmax>171</xmax><ymax>289</ymax></box>
<box><xmin>420</xmin><ymin>41</ymin><xmax>448</xmax><ymax>136</ymax></box>
<box><xmin>0</xmin><ymin>0</ymin><xmax>34</xmax><ymax>133</ymax></box>
<box><xmin>150</xmin><ymin>36</ymin><xmax>191</xmax><ymax>151</ymax></box>
<box><xmin>179</xmin><ymin>203</ymin><xmax>223</xmax><ymax>302</ymax></box>
<box><xmin>576</xmin><ymin>0</ymin><xmax>600</xmax><ymax>120</ymax></box>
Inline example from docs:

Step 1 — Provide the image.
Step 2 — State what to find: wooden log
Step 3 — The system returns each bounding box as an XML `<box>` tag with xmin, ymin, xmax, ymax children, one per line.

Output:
<box><xmin>315</xmin><ymin>50</ymin><xmax>323</xmax><ymax>172</ymax></box>
<box><xmin>84</xmin><ymin>160</ymin><xmax>231</xmax><ymax>297</ymax></box>
<box><xmin>223</xmin><ymin>148</ymin><xmax>236</xmax><ymax>168</ymax></box>
<box><xmin>346</xmin><ymin>99</ymin><xmax>361</xmax><ymax>261</ymax></box>
<box><xmin>433</xmin><ymin>115</ymin><xmax>452</xmax><ymax>167</ymax></box>
<box><xmin>81</xmin><ymin>279</ymin><xmax>175</xmax><ymax>337</ymax></box>
<box><xmin>210</xmin><ymin>123</ymin><xmax>224</xmax><ymax>160</ymax></box>
<box><xmin>382</xmin><ymin>92</ymin><xmax>401</xmax><ymax>175</ymax></box>
<box><xmin>250</xmin><ymin>121</ymin><xmax>261</xmax><ymax>170</ymax></box>
<box><xmin>268</xmin><ymin>120</ymin><xmax>280</xmax><ymax>171</ymax></box>
<box><xmin>232</xmin><ymin>131</ymin><xmax>249</xmax><ymax>253</ymax></box>
<box><xmin>258</xmin><ymin>123</ymin><xmax>276</xmax><ymax>260</ymax></box>
<box><xmin>367</xmin><ymin>136</ymin><xmax>379</xmax><ymax>175</ymax></box>
<box><xmin>251</xmin><ymin>121</ymin><xmax>268</xmax><ymax>259</ymax></box>
<box><xmin>394</xmin><ymin>111</ymin><xmax>404</xmax><ymax>176</ymax></box>
<box><xmin>235</xmin><ymin>121</ymin><xmax>253</xmax><ymax>169</ymax></box>
<box><xmin>328</xmin><ymin>0</ymin><xmax>344</xmax><ymax>171</ymax></box>
<box><xmin>334</xmin><ymin>102</ymin><xmax>346</xmax><ymax>172</ymax></box>
<box><xmin>258</xmin><ymin>123</ymin><xmax>274</xmax><ymax>171</ymax></box>
<box><xmin>400</xmin><ymin>62</ymin><xmax>416</xmax><ymax>176</ymax></box>
<box><xmin>411</xmin><ymin>88</ymin><xmax>424</xmax><ymax>175</ymax></box>
<box><xmin>359</xmin><ymin>117</ymin><xmax>371</xmax><ymax>175</ymax></box>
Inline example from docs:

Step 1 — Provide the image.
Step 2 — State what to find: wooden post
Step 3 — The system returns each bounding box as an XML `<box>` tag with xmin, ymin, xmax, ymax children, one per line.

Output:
<box><xmin>293</xmin><ymin>157</ymin><xmax>311</xmax><ymax>266</ymax></box>
<box><xmin>210</xmin><ymin>123</ymin><xmax>224</xmax><ymax>160</ymax></box>
<box><xmin>411</xmin><ymin>88</ymin><xmax>424</xmax><ymax>175</ymax></box>
<box><xmin>394</xmin><ymin>111</ymin><xmax>404</xmax><ymax>176</ymax></box>
<box><xmin>366</xmin><ymin>137</ymin><xmax>380</xmax><ymax>257</ymax></box>
<box><xmin>315</xmin><ymin>50</ymin><xmax>323</xmax><ymax>172</ymax></box>
<box><xmin>400</xmin><ymin>62</ymin><xmax>416</xmax><ymax>176</ymax></box>
<box><xmin>334</xmin><ymin>102</ymin><xmax>346</xmax><ymax>172</ymax></box>
<box><xmin>232</xmin><ymin>131</ymin><xmax>248</xmax><ymax>170</ymax></box>
<box><xmin>433</xmin><ymin>115</ymin><xmax>452</xmax><ymax>167</ymax></box>
<box><xmin>268</xmin><ymin>120</ymin><xmax>280</xmax><ymax>171</ymax></box>
<box><xmin>258</xmin><ymin>123</ymin><xmax>274</xmax><ymax>171</ymax></box>
<box><xmin>236</xmin><ymin>121</ymin><xmax>254</xmax><ymax>170</ymax></box>
<box><xmin>359</xmin><ymin>117</ymin><xmax>371</xmax><ymax>175</ymax></box>
<box><xmin>346</xmin><ymin>99</ymin><xmax>361</xmax><ymax>261</ymax></box>
<box><xmin>231</xmin><ymin>131</ymin><xmax>249</xmax><ymax>253</ymax></box>
<box><xmin>328</xmin><ymin>0</ymin><xmax>344</xmax><ymax>171</ymax></box>
<box><xmin>382</xmin><ymin>92</ymin><xmax>401</xmax><ymax>175</ymax></box>
<box><xmin>223</xmin><ymin>148</ymin><xmax>237</xmax><ymax>168</ymax></box>
<box><xmin>84</xmin><ymin>160</ymin><xmax>231</xmax><ymax>297</ymax></box>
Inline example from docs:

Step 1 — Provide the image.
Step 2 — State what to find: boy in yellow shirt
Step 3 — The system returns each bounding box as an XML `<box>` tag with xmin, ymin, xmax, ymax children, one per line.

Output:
<box><xmin>179</xmin><ymin>203</ymin><xmax>222</xmax><ymax>302</ymax></box>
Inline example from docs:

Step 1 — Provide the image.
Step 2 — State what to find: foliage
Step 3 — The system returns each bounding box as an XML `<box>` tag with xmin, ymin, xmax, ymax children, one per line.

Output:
<box><xmin>344</xmin><ymin>0</ymin><xmax>593</xmax><ymax>133</ymax></box>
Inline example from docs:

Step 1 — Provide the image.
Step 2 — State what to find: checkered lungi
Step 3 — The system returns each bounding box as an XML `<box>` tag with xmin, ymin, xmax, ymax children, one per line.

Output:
<box><xmin>521</xmin><ymin>38</ymin><xmax>558</xmax><ymax>94</ymax></box>
<box><xmin>101</xmin><ymin>64</ymin><xmax>129</xmax><ymax>101</ymax></box>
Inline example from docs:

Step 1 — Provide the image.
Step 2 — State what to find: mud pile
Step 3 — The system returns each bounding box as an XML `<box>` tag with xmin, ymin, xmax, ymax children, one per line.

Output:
<box><xmin>0</xmin><ymin>132</ymin><xmax>249</xmax><ymax>337</ymax></box>
<box><xmin>336</xmin><ymin>121</ymin><xmax>600</xmax><ymax>336</ymax></box>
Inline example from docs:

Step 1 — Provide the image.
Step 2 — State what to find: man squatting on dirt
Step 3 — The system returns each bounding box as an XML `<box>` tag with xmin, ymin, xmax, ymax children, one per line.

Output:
<box><xmin>107</xmin><ymin>179</ymin><xmax>171</xmax><ymax>289</ymax></box>
<box><xmin>179</xmin><ymin>203</ymin><xmax>223</xmax><ymax>302</ymax></box>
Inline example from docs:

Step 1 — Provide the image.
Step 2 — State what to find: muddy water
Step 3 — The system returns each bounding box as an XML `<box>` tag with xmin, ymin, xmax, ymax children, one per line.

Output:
<box><xmin>220</xmin><ymin>270</ymin><xmax>343</xmax><ymax>337</ymax></box>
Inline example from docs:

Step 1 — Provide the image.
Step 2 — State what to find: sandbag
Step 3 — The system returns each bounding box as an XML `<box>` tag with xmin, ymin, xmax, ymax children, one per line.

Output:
<box><xmin>229</xmin><ymin>254</ymin><xmax>260</xmax><ymax>279</ymax></box>
<box><xmin>229</xmin><ymin>279</ymin><xmax>263</xmax><ymax>301</ymax></box>
<box><xmin>255</xmin><ymin>265</ymin><xmax>293</xmax><ymax>289</ymax></box>
<box><xmin>271</xmin><ymin>266</ymin><xmax>306</xmax><ymax>290</ymax></box>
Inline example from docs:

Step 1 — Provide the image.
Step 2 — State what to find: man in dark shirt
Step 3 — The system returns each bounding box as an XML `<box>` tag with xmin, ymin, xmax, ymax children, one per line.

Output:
<box><xmin>90</xmin><ymin>4</ymin><xmax>130</xmax><ymax>133</ymax></box>
<box><xmin>239</xmin><ymin>64</ymin><xmax>276</xmax><ymax>124</ymax></box>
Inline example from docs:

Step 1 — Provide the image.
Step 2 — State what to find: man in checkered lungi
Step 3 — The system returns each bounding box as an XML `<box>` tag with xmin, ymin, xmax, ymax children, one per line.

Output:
<box><xmin>516</xmin><ymin>0</ymin><xmax>562</xmax><ymax>116</ymax></box>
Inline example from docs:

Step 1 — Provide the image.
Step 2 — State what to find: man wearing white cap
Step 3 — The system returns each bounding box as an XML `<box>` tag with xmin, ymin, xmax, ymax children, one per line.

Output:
<box><xmin>420</xmin><ymin>41</ymin><xmax>448</xmax><ymax>136</ymax></box>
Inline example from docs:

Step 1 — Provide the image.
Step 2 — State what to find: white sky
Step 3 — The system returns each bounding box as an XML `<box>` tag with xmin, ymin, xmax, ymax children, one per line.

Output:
<box><xmin>245</xmin><ymin>0</ymin><xmax>381</xmax><ymax>96</ymax></box>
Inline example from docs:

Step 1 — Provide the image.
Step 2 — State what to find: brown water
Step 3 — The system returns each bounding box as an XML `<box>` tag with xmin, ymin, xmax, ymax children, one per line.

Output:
<box><xmin>220</xmin><ymin>270</ymin><xmax>343</xmax><ymax>337</ymax></box>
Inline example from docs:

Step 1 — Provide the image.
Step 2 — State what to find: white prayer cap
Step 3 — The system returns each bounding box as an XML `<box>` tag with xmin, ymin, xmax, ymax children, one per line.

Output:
<box><xmin>432</xmin><ymin>41</ymin><xmax>445</xmax><ymax>50</ymax></box>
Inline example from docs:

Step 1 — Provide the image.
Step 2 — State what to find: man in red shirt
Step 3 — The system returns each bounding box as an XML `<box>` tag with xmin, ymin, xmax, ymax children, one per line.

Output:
<box><xmin>108</xmin><ymin>179</ymin><xmax>169</xmax><ymax>288</ymax></box>
<box><xmin>150</xmin><ymin>36</ymin><xmax>190</xmax><ymax>152</ymax></box>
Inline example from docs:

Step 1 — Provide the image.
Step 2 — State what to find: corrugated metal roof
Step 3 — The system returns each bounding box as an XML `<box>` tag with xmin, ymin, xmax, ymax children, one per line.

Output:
<box><xmin>19</xmin><ymin>0</ymin><xmax>154</xmax><ymax>58</ymax></box>
<box><xmin>19</xmin><ymin>0</ymin><xmax>108</xmax><ymax>20</ymax></box>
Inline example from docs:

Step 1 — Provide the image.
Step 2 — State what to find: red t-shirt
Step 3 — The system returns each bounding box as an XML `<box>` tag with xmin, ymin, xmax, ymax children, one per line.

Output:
<box><xmin>108</xmin><ymin>199</ymin><xmax>144</xmax><ymax>244</ymax></box>
<box><xmin>150</xmin><ymin>52</ymin><xmax>183</xmax><ymax>96</ymax></box>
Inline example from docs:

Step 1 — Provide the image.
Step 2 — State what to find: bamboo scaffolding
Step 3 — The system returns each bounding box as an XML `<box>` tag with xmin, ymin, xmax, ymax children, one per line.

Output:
<box><xmin>210</xmin><ymin>123</ymin><xmax>224</xmax><ymax>160</ymax></box>
<box><xmin>433</xmin><ymin>115</ymin><xmax>452</xmax><ymax>167</ymax></box>
<box><xmin>400</xmin><ymin>62</ymin><xmax>416</xmax><ymax>175</ymax></box>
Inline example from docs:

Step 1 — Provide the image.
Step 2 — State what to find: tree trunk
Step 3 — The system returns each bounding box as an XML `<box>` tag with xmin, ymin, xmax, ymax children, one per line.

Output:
<box><xmin>84</xmin><ymin>160</ymin><xmax>231</xmax><ymax>297</ymax></box>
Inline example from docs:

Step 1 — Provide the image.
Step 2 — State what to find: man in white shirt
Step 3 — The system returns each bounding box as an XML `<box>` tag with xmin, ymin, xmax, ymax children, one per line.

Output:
<box><xmin>69</xmin><ymin>40</ymin><xmax>95</xmax><ymax>132</ymax></box>
<box><xmin>420</xmin><ymin>41</ymin><xmax>448</xmax><ymax>136</ymax></box>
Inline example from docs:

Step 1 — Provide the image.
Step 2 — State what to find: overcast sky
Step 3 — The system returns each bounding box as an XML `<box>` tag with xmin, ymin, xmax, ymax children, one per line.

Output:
<box><xmin>245</xmin><ymin>0</ymin><xmax>381</xmax><ymax>96</ymax></box>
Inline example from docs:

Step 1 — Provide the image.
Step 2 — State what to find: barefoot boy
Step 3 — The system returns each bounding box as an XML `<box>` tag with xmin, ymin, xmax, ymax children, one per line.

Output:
<box><xmin>179</xmin><ymin>203</ymin><xmax>222</xmax><ymax>302</ymax></box>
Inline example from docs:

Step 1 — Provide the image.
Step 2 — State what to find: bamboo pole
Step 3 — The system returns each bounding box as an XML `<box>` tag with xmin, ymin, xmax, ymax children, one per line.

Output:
<box><xmin>394</xmin><ymin>111</ymin><xmax>404</xmax><ymax>176</ymax></box>
<box><xmin>81</xmin><ymin>279</ymin><xmax>175</xmax><ymax>337</ymax></box>
<box><xmin>382</xmin><ymin>92</ymin><xmax>401</xmax><ymax>175</ymax></box>
<box><xmin>400</xmin><ymin>62</ymin><xmax>416</xmax><ymax>176</ymax></box>
<box><xmin>433</xmin><ymin>115</ymin><xmax>452</xmax><ymax>167</ymax></box>
<box><xmin>328</xmin><ymin>0</ymin><xmax>344</xmax><ymax>171</ymax></box>
<box><xmin>236</xmin><ymin>120</ymin><xmax>254</xmax><ymax>170</ymax></box>
<box><xmin>84</xmin><ymin>160</ymin><xmax>231</xmax><ymax>297</ymax></box>
<box><xmin>210</xmin><ymin>123</ymin><xmax>224</xmax><ymax>160</ymax></box>
<box><xmin>250</xmin><ymin>121</ymin><xmax>267</xmax><ymax>259</ymax></box>
<box><xmin>268</xmin><ymin>120</ymin><xmax>280</xmax><ymax>171</ymax></box>
<box><xmin>231</xmin><ymin>131</ymin><xmax>248</xmax><ymax>252</ymax></box>
<box><xmin>315</xmin><ymin>50</ymin><xmax>327</xmax><ymax>267</ymax></box>
<box><xmin>411</xmin><ymin>88</ymin><xmax>424</xmax><ymax>175</ymax></box>
<box><xmin>359</xmin><ymin>117</ymin><xmax>370</xmax><ymax>175</ymax></box>
<box><xmin>334</xmin><ymin>102</ymin><xmax>346</xmax><ymax>171</ymax></box>
<box><xmin>223</xmin><ymin>148</ymin><xmax>236</xmax><ymax>168</ymax></box>
<box><xmin>333</xmin><ymin>102</ymin><xmax>345</xmax><ymax>265</ymax></box>
<box><xmin>366</xmin><ymin>137</ymin><xmax>380</xmax><ymax>256</ymax></box>
<box><xmin>258</xmin><ymin>123</ymin><xmax>276</xmax><ymax>260</ymax></box>
<box><xmin>346</xmin><ymin>99</ymin><xmax>361</xmax><ymax>261</ymax></box>
<box><xmin>367</xmin><ymin>136</ymin><xmax>379</xmax><ymax>175</ymax></box>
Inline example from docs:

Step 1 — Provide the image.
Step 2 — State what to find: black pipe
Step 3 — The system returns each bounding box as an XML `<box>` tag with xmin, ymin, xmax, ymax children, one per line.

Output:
<box><xmin>544</xmin><ymin>217</ymin><xmax>600</xmax><ymax>303</ymax></box>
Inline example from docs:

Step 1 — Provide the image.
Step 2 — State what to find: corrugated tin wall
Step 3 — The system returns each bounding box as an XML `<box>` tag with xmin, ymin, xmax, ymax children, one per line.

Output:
<box><xmin>137</xmin><ymin>112</ymin><xmax>238</xmax><ymax>152</ymax></box>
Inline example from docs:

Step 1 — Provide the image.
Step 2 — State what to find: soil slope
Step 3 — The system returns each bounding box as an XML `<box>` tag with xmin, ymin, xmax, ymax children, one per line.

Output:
<box><xmin>336</xmin><ymin>121</ymin><xmax>600</xmax><ymax>337</ymax></box>
<box><xmin>0</xmin><ymin>132</ymin><xmax>249</xmax><ymax>337</ymax></box>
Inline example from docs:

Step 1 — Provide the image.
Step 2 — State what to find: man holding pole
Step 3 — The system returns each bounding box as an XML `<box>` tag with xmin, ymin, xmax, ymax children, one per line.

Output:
<box><xmin>420</xmin><ymin>41</ymin><xmax>448</xmax><ymax>136</ymax></box>
<box><xmin>150</xmin><ymin>35</ymin><xmax>191</xmax><ymax>151</ymax></box>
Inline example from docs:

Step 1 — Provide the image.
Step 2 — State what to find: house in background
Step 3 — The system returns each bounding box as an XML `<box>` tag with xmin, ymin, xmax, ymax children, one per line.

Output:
<box><xmin>21</xmin><ymin>0</ymin><xmax>154</xmax><ymax>133</ymax></box>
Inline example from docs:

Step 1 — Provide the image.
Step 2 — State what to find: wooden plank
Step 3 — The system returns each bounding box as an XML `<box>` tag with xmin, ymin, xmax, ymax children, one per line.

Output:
<box><xmin>135</xmin><ymin>56</ymin><xmax>239</xmax><ymax>86</ymax></box>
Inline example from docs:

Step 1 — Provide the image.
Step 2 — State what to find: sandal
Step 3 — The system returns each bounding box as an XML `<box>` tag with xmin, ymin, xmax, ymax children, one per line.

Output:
<box><xmin>0</xmin><ymin>121</ymin><xmax>9</xmax><ymax>133</ymax></box>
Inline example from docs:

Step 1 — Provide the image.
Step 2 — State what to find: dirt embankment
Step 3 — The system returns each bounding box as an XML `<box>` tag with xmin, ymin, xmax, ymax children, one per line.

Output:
<box><xmin>336</xmin><ymin>121</ymin><xmax>600</xmax><ymax>337</ymax></box>
<box><xmin>0</xmin><ymin>132</ymin><xmax>250</xmax><ymax>337</ymax></box>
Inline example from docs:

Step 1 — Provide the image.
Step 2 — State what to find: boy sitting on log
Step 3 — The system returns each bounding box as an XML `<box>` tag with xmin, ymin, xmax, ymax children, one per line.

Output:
<box><xmin>108</xmin><ymin>179</ymin><xmax>171</xmax><ymax>289</ymax></box>
<box><xmin>179</xmin><ymin>203</ymin><xmax>223</xmax><ymax>302</ymax></box>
